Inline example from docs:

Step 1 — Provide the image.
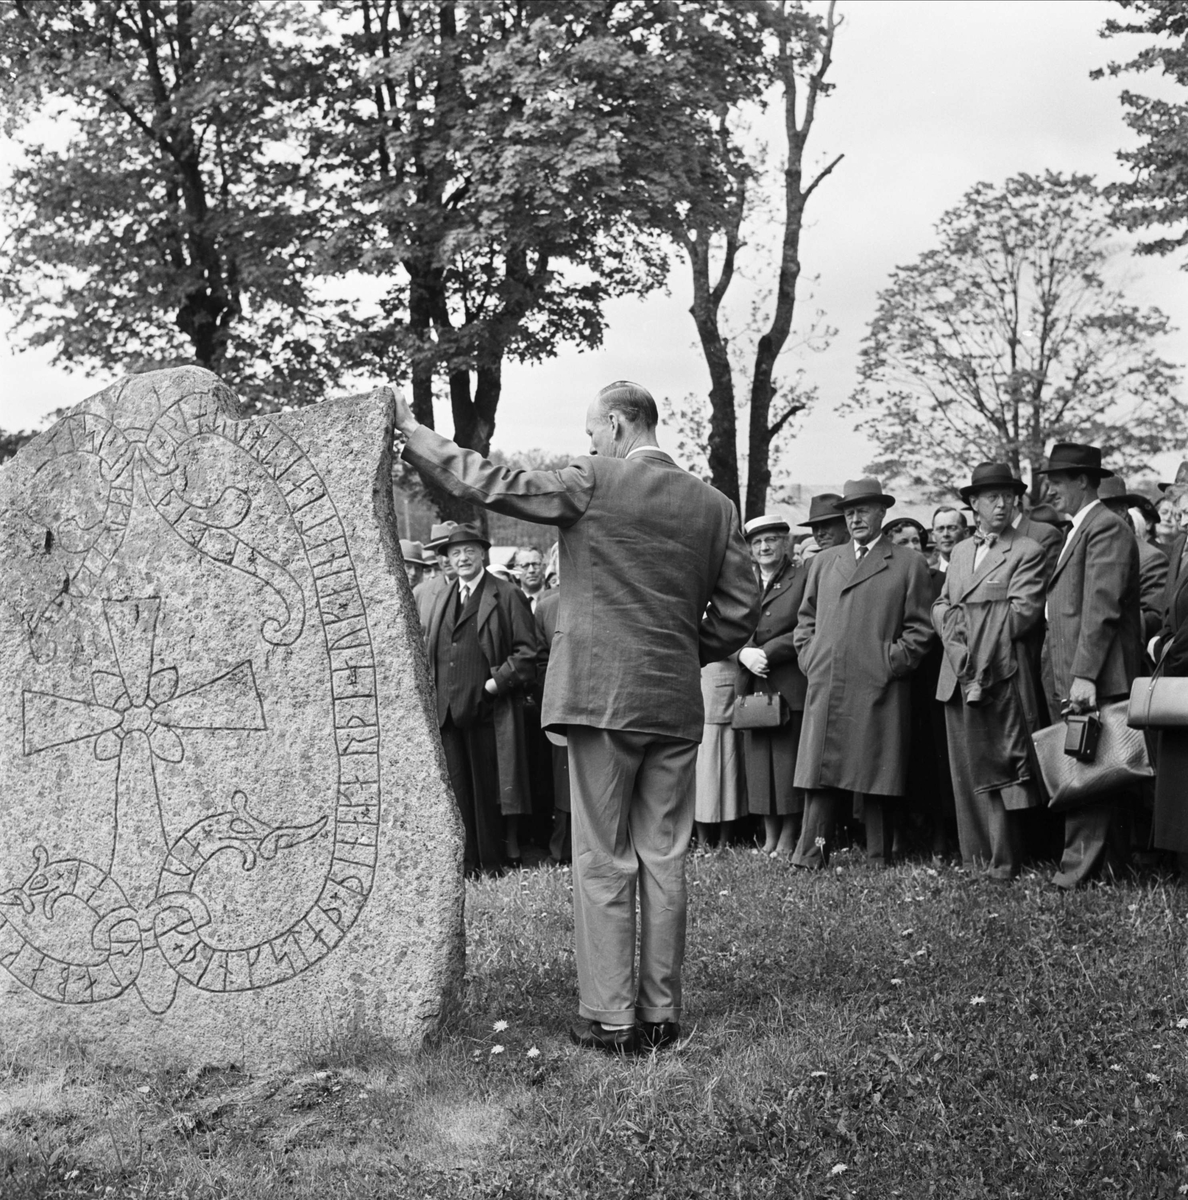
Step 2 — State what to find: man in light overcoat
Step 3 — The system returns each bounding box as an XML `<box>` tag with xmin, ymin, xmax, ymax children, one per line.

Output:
<box><xmin>791</xmin><ymin>478</ymin><xmax>935</xmax><ymax>867</ymax></box>
<box><xmin>1039</xmin><ymin>443</ymin><xmax>1142</xmax><ymax>888</ymax></box>
<box><xmin>397</xmin><ymin>380</ymin><xmax>758</xmax><ymax>1055</ymax></box>
<box><xmin>933</xmin><ymin>463</ymin><xmax>1047</xmax><ymax>881</ymax></box>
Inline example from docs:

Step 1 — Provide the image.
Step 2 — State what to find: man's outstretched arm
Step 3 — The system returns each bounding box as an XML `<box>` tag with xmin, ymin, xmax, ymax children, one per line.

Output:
<box><xmin>389</xmin><ymin>386</ymin><xmax>594</xmax><ymax>528</ymax></box>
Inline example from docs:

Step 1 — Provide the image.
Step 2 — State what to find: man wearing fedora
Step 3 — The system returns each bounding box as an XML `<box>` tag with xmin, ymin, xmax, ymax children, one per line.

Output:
<box><xmin>791</xmin><ymin>477</ymin><xmax>935</xmax><ymax>868</ymax></box>
<box><xmin>395</xmin><ymin>380</ymin><xmax>758</xmax><ymax>1055</ymax></box>
<box><xmin>933</xmin><ymin>463</ymin><xmax>1048</xmax><ymax>881</ymax></box>
<box><xmin>1039</xmin><ymin>442</ymin><xmax>1142</xmax><ymax>888</ymax></box>
<box><xmin>802</xmin><ymin>493</ymin><xmax>849</xmax><ymax>552</ymax></box>
<box><xmin>414</xmin><ymin>520</ymin><xmax>459</xmax><ymax>628</ymax></box>
<box><xmin>423</xmin><ymin>523</ymin><xmax>538</xmax><ymax>876</ymax></box>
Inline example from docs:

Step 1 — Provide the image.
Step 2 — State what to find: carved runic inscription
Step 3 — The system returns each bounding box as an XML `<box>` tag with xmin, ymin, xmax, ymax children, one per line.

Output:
<box><xmin>0</xmin><ymin>379</ymin><xmax>382</xmax><ymax>1014</ymax></box>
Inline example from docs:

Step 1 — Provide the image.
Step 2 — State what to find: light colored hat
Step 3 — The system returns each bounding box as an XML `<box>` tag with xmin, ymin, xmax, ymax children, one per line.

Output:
<box><xmin>744</xmin><ymin>514</ymin><xmax>791</xmax><ymax>541</ymax></box>
<box><xmin>424</xmin><ymin>521</ymin><xmax>459</xmax><ymax>549</ymax></box>
<box><xmin>399</xmin><ymin>539</ymin><xmax>429</xmax><ymax>567</ymax></box>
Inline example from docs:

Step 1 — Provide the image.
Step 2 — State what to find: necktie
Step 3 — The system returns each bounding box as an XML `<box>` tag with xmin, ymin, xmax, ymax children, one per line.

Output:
<box><xmin>974</xmin><ymin>530</ymin><xmax>998</xmax><ymax>548</ymax></box>
<box><xmin>458</xmin><ymin>584</ymin><xmax>471</xmax><ymax>609</ymax></box>
<box><xmin>856</xmin><ymin>545</ymin><xmax>869</xmax><ymax>561</ymax></box>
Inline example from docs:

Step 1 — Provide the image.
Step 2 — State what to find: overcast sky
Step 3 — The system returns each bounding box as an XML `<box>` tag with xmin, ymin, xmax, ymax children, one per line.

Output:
<box><xmin>1</xmin><ymin>0</ymin><xmax>1186</xmax><ymax>488</ymax></box>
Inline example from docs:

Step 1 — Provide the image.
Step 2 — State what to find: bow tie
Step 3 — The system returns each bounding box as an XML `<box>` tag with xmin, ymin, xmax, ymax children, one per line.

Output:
<box><xmin>974</xmin><ymin>530</ymin><xmax>999</xmax><ymax>548</ymax></box>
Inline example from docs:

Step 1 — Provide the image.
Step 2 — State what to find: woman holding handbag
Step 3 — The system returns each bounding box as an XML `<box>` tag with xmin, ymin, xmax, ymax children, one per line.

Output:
<box><xmin>737</xmin><ymin>514</ymin><xmax>809</xmax><ymax>856</ymax></box>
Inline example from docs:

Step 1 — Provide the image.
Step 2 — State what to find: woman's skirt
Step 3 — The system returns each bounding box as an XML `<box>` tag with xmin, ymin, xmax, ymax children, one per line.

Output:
<box><xmin>744</xmin><ymin>711</ymin><xmax>805</xmax><ymax>816</ymax></box>
<box><xmin>695</xmin><ymin>723</ymin><xmax>747</xmax><ymax>823</ymax></box>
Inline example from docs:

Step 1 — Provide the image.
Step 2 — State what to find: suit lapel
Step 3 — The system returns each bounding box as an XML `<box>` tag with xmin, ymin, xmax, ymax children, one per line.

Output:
<box><xmin>475</xmin><ymin>574</ymin><xmax>498</xmax><ymax>632</ymax></box>
<box><xmin>959</xmin><ymin>532</ymin><xmax>1011</xmax><ymax>598</ymax></box>
<box><xmin>1052</xmin><ymin>503</ymin><xmax>1099</xmax><ymax>579</ymax></box>
<box><xmin>842</xmin><ymin>540</ymin><xmax>891</xmax><ymax>591</ymax></box>
<box><xmin>764</xmin><ymin>555</ymin><xmax>794</xmax><ymax>599</ymax></box>
<box><xmin>427</xmin><ymin>580</ymin><xmax>457</xmax><ymax>651</ymax></box>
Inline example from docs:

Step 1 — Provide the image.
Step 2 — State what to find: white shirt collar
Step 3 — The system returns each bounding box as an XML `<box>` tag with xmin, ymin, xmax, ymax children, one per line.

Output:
<box><xmin>1011</xmin><ymin>511</ymin><xmax>1023</xmax><ymax>528</ymax></box>
<box><xmin>625</xmin><ymin>445</ymin><xmax>661</xmax><ymax>460</ymax></box>
<box><xmin>1068</xmin><ymin>498</ymin><xmax>1100</xmax><ymax>536</ymax></box>
<box><xmin>855</xmin><ymin>534</ymin><xmax>884</xmax><ymax>559</ymax></box>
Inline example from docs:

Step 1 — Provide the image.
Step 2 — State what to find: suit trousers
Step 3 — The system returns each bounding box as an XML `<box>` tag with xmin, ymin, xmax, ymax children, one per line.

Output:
<box><xmin>944</xmin><ymin>700</ymin><xmax>1025</xmax><ymax>879</ymax></box>
<box><xmin>792</xmin><ymin>789</ymin><xmax>899</xmax><ymax>866</ymax></box>
<box><xmin>566</xmin><ymin>725</ymin><xmax>698</xmax><ymax>1024</ymax></box>
<box><xmin>440</xmin><ymin>715</ymin><xmax>505</xmax><ymax>874</ymax></box>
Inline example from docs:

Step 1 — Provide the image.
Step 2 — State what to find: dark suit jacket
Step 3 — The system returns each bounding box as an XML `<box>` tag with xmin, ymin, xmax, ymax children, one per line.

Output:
<box><xmin>1044</xmin><ymin>502</ymin><xmax>1141</xmax><ymax>701</ymax></box>
<box><xmin>736</xmin><ymin>554</ymin><xmax>808</xmax><ymax>711</ymax></box>
<box><xmin>1015</xmin><ymin>513</ymin><xmax>1065</xmax><ymax>585</ymax></box>
<box><xmin>424</xmin><ymin>571</ymin><xmax>537</xmax><ymax>811</ymax></box>
<box><xmin>932</xmin><ymin>526</ymin><xmax>1046</xmax><ymax>703</ymax></box>
<box><xmin>404</xmin><ymin>428</ymin><xmax>760</xmax><ymax>742</ymax></box>
<box><xmin>1138</xmin><ymin>538</ymin><xmax>1170</xmax><ymax>642</ymax></box>
<box><xmin>793</xmin><ymin>538</ymin><xmax>935</xmax><ymax>796</ymax></box>
<box><xmin>1162</xmin><ymin>531</ymin><xmax>1187</xmax><ymax>617</ymax></box>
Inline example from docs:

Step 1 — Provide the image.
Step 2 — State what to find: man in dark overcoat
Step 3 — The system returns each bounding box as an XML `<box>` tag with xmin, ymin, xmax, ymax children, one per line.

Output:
<box><xmin>398</xmin><ymin>380</ymin><xmax>758</xmax><ymax>1056</ymax></box>
<box><xmin>933</xmin><ymin>463</ymin><xmax>1047</xmax><ymax>881</ymax></box>
<box><xmin>424</xmin><ymin>524</ymin><xmax>537</xmax><ymax>876</ymax></box>
<box><xmin>790</xmin><ymin>478</ymin><xmax>935</xmax><ymax>867</ymax></box>
<box><xmin>1038</xmin><ymin>443</ymin><xmax>1142</xmax><ymax>888</ymax></box>
<box><xmin>1014</xmin><ymin>505</ymin><xmax>1065</xmax><ymax>585</ymax></box>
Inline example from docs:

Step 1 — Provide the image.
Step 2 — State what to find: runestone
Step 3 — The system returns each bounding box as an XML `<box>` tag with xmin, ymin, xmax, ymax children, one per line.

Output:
<box><xmin>0</xmin><ymin>367</ymin><xmax>463</xmax><ymax>1067</ymax></box>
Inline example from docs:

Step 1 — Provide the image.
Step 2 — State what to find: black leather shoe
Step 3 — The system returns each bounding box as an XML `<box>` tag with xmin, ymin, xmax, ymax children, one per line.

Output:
<box><xmin>638</xmin><ymin>1021</ymin><xmax>680</xmax><ymax>1051</ymax></box>
<box><xmin>569</xmin><ymin>1020</ymin><xmax>638</xmax><ymax>1056</ymax></box>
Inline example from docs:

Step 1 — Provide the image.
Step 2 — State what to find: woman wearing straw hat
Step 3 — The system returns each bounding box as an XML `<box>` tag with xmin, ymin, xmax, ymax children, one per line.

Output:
<box><xmin>736</xmin><ymin>514</ymin><xmax>808</xmax><ymax>857</ymax></box>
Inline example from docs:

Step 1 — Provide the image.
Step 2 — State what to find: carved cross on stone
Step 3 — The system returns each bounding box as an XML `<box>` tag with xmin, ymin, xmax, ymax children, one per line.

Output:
<box><xmin>22</xmin><ymin>598</ymin><xmax>267</xmax><ymax>909</ymax></box>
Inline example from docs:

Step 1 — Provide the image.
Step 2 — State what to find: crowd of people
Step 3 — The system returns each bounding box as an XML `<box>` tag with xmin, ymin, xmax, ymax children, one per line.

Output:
<box><xmin>388</xmin><ymin>378</ymin><xmax>1188</xmax><ymax>1055</ymax></box>
<box><xmin>399</xmin><ymin>440</ymin><xmax>1188</xmax><ymax>892</ymax></box>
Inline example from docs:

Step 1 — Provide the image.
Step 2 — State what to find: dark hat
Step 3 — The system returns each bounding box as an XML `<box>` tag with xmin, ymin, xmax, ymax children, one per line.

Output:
<box><xmin>424</xmin><ymin>520</ymin><xmax>459</xmax><ymax>549</ymax></box>
<box><xmin>744</xmin><ymin>514</ymin><xmax>791</xmax><ymax>540</ymax></box>
<box><xmin>959</xmin><ymin>462</ymin><xmax>1027</xmax><ymax>505</ymax></box>
<box><xmin>884</xmin><ymin>516</ymin><xmax>929</xmax><ymax>549</ymax></box>
<box><xmin>835</xmin><ymin>477</ymin><xmax>896</xmax><ymax>510</ymax></box>
<box><xmin>399</xmin><ymin>539</ymin><xmax>429</xmax><ymax>567</ymax></box>
<box><xmin>1029</xmin><ymin>502</ymin><xmax>1071</xmax><ymax>529</ymax></box>
<box><xmin>440</xmin><ymin>522</ymin><xmax>491</xmax><ymax>551</ymax></box>
<box><xmin>1158</xmin><ymin>461</ymin><xmax>1188</xmax><ymax>493</ymax></box>
<box><xmin>1098</xmin><ymin>476</ymin><xmax>1154</xmax><ymax>510</ymax></box>
<box><xmin>799</xmin><ymin>493</ymin><xmax>846</xmax><ymax>528</ymax></box>
<box><xmin>1034</xmin><ymin>443</ymin><xmax>1114</xmax><ymax>479</ymax></box>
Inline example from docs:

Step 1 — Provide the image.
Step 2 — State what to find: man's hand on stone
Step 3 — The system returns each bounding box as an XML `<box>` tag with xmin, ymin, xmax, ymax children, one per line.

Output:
<box><xmin>390</xmin><ymin>383</ymin><xmax>420</xmax><ymax>439</ymax></box>
<box><xmin>740</xmin><ymin>647</ymin><xmax>769</xmax><ymax>677</ymax></box>
<box><xmin>1067</xmin><ymin>676</ymin><xmax>1097</xmax><ymax>714</ymax></box>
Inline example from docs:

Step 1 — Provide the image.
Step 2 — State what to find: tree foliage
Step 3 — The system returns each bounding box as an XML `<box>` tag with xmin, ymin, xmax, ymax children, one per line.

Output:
<box><xmin>0</xmin><ymin>0</ymin><xmax>331</xmax><ymax>409</ymax></box>
<box><xmin>1095</xmin><ymin>0</ymin><xmax>1188</xmax><ymax>261</ymax></box>
<box><xmin>668</xmin><ymin>0</ymin><xmax>840</xmax><ymax>519</ymax></box>
<box><xmin>312</xmin><ymin>0</ymin><xmax>774</xmax><ymax>466</ymax></box>
<box><xmin>847</xmin><ymin>171</ymin><xmax>1182</xmax><ymax>500</ymax></box>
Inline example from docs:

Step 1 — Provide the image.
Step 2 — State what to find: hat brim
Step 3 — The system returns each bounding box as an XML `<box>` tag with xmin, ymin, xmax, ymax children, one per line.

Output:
<box><xmin>1034</xmin><ymin>464</ymin><xmax>1114</xmax><ymax>479</ymax></box>
<box><xmin>443</xmin><ymin>536</ymin><xmax>491</xmax><ymax>551</ymax></box>
<box><xmin>958</xmin><ymin>480</ymin><xmax>1027</xmax><ymax>505</ymax></box>
<box><xmin>744</xmin><ymin>522</ymin><xmax>791</xmax><ymax>541</ymax></box>
<box><xmin>834</xmin><ymin>493</ymin><xmax>896</xmax><ymax>511</ymax></box>
<box><xmin>799</xmin><ymin>514</ymin><xmax>845</xmax><ymax>528</ymax></box>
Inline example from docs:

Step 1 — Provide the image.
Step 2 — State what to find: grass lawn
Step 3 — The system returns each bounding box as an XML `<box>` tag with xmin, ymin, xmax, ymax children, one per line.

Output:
<box><xmin>4</xmin><ymin>848</ymin><xmax>1188</xmax><ymax>1198</ymax></box>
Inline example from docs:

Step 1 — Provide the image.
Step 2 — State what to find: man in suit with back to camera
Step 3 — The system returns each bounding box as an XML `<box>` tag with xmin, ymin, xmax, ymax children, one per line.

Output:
<box><xmin>1014</xmin><ymin>497</ymin><xmax>1066</xmax><ymax>585</ymax></box>
<box><xmin>933</xmin><ymin>463</ymin><xmax>1047</xmax><ymax>882</ymax></box>
<box><xmin>1097</xmin><ymin>477</ymin><xmax>1168</xmax><ymax>648</ymax></box>
<box><xmin>395</xmin><ymin>380</ymin><xmax>759</xmax><ymax>1055</ymax></box>
<box><xmin>790</xmin><ymin>477</ymin><xmax>936</xmax><ymax>868</ymax></box>
<box><xmin>1038</xmin><ymin>443</ymin><xmax>1142</xmax><ymax>889</ymax></box>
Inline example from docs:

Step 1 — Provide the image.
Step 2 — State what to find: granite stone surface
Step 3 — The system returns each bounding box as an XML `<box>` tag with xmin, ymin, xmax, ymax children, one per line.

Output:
<box><xmin>0</xmin><ymin>367</ymin><xmax>463</xmax><ymax>1067</ymax></box>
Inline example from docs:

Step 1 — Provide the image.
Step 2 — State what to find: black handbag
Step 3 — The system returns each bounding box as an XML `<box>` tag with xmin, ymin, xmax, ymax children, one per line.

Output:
<box><xmin>1032</xmin><ymin>700</ymin><xmax>1154</xmax><ymax>811</ymax></box>
<box><xmin>731</xmin><ymin>692</ymin><xmax>786</xmax><ymax>730</ymax></box>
